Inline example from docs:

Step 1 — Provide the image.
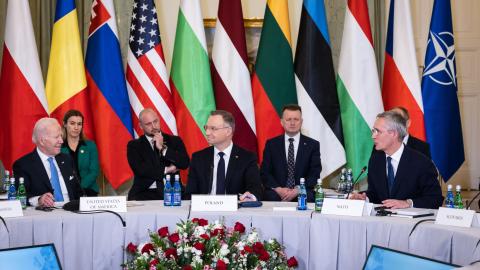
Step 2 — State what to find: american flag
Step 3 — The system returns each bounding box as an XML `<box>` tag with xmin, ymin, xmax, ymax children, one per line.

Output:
<box><xmin>126</xmin><ymin>0</ymin><xmax>177</xmax><ymax>136</ymax></box>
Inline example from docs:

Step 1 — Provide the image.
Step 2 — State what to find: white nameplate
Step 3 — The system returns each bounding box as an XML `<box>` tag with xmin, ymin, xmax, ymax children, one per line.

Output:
<box><xmin>0</xmin><ymin>200</ymin><xmax>23</xmax><ymax>218</ymax></box>
<box><xmin>321</xmin><ymin>198</ymin><xmax>365</xmax><ymax>217</ymax></box>
<box><xmin>191</xmin><ymin>195</ymin><xmax>238</xmax><ymax>212</ymax></box>
<box><xmin>435</xmin><ymin>207</ymin><xmax>475</xmax><ymax>228</ymax></box>
<box><xmin>80</xmin><ymin>196</ymin><xmax>127</xmax><ymax>213</ymax></box>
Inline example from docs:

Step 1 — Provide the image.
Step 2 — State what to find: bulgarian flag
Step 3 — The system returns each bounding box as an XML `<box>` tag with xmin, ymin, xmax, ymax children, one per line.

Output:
<box><xmin>171</xmin><ymin>0</ymin><xmax>215</xmax><ymax>157</ymax></box>
<box><xmin>336</xmin><ymin>0</ymin><xmax>384</xmax><ymax>179</ymax></box>
<box><xmin>253</xmin><ymin>0</ymin><xmax>297</xmax><ymax>162</ymax></box>
<box><xmin>45</xmin><ymin>0</ymin><xmax>94</xmax><ymax>138</ymax></box>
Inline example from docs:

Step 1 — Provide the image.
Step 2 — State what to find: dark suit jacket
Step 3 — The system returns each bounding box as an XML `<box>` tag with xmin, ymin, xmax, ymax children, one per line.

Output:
<box><xmin>13</xmin><ymin>149</ymin><xmax>83</xmax><ymax>202</ymax></box>
<box><xmin>407</xmin><ymin>135</ymin><xmax>431</xmax><ymax>159</ymax></box>
<box><xmin>185</xmin><ymin>145</ymin><xmax>263</xmax><ymax>200</ymax></box>
<box><xmin>127</xmin><ymin>134</ymin><xmax>189</xmax><ymax>200</ymax></box>
<box><xmin>261</xmin><ymin>134</ymin><xmax>321</xmax><ymax>201</ymax></box>
<box><xmin>367</xmin><ymin>146</ymin><xmax>443</xmax><ymax>209</ymax></box>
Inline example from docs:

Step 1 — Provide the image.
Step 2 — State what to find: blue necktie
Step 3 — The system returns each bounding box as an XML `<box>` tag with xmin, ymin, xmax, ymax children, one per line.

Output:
<box><xmin>48</xmin><ymin>157</ymin><xmax>64</xmax><ymax>202</ymax></box>
<box><xmin>216</xmin><ymin>152</ymin><xmax>226</xmax><ymax>195</ymax></box>
<box><xmin>387</xmin><ymin>157</ymin><xmax>395</xmax><ymax>195</ymax></box>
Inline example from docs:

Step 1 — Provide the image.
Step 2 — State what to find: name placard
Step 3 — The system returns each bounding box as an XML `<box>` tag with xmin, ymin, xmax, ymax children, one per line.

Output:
<box><xmin>0</xmin><ymin>200</ymin><xmax>23</xmax><ymax>218</ymax></box>
<box><xmin>80</xmin><ymin>196</ymin><xmax>127</xmax><ymax>213</ymax></box>
<box><xmin>321</xmin><ymin>198</ymin><xmax>365</xmax><ymax>217</ymax></box>
<box><xmin>435</xmin><ymin>207</ymin><xmax>475</xmax><ymax>228</ymax></box>
<box><xmin>191</xmin><ymin>195</ymin><xmax>238</xmax><ymax>212</ymax></box>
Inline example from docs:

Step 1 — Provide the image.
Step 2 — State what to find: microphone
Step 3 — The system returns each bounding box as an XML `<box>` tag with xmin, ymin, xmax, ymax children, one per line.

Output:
<box><xmin>465</xmin><ymin>183</ymin><xmax>480</xmax><ymax>212</ymax></box>
<box><xmin>346</xmin><ymin>166</ymin><xmax>367</xmax><ymax>199</ymax></box>
<box><xmin>0</xmin><ymin>215</ymin><xmax>9</xmax><ymax>233</ymax></box>
<box><xmin>62</xmin><ymin>200</ymin><xmax>126</xmax><ymax>227</ymax></box>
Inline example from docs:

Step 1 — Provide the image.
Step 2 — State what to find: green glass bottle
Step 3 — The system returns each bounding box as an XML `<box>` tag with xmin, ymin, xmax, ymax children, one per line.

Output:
<box><xmin>315</xmin><ymin>179</ymin><xmax>324</xmax><ymax>212</ymax></box>
<box><xmin>454</xmin><ymin>185</ymin><xmax>463</xmax><ymax>209</ymax></box>
<box><xmin>17</xmin><ymin>177</ymin><xmax>27</xmax><ymax>209</ymax></box>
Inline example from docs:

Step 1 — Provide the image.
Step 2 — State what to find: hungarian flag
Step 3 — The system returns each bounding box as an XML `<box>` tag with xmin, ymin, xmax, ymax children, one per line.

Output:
<box><xmin>126</xmin><ymin>0</ymin><xmax>177</xmax><ymax>136</ymax></box>
<box><xmin>295</xmin><ymin>0</ymin><xmax>345</xmax><ymax>178</ymax></box>
<box><xmin>421</xmin><ymin>0</ymin><xmax>464</xmax><ymax>181</ymax></box>
<box><xmin>0</xmin><ymin>0</ymin><xmax>48</xmax><ymax>170</ymax></box>
<box><xmin>45</xmin><ymin>0</ymin><xmax>94</xmax><ymax>138</ymax></box>
<box><xmin>85</xmin><ymin>0</ymin><xmax>134</xmax><ymax>188</ymax></box>
<box><xmin>253</xmin><ymin>0</ymin><xmax>297</xmax><ymax>162</ymax></box>
<box><xmin>382</xmin><ymin>0</ymin><xmax>425</xmax><ymax>140</ymax></box>
<box><xmin>211</xmin><ymin>0</ymin><xmax>257</xmax><ymax>153</ymax></box>
<box><xmin>171</xmin><ymin>0</ymin><xmax>215</xmax><ymax>157</ymax></box>
<box><xmin>336</xmin><ymin>0</ymin><xmax>384</xmax><ymax>179</ymax></box>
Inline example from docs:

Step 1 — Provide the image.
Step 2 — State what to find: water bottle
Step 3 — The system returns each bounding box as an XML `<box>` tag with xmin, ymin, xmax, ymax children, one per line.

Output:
<box><xmin>163</xmin><ymin>175</ymin><xmax>172</xmax><ymax>206</ymax></box>
<box><xmin>454</xmin><ymin>185</ymin><xmax>464</xmax><ymax>209</ymax></box>
<box><xmin>297</xmin><ymin>178</ymin><xmax>307</xmax><ymax>210</ymax></box>
<box><xmin>314</xmin><ymin>178</ymin><xmax>324</xmax><ymax>212</ymax></box>
<box><xmin>7</xmin><ymin>177</ymin><xmax>17</xmax><ymax>200</ymax></box>
<box><xmin>2</xmin><ymin>170</ymin><xmax>9</xmax><ymax>193</ymax></box>
<box><xmin>445</xmin><ymin>184</ymin><xmax>454</xmax><ymax>208</ymax></box>
<box><xmin>338</xmin><ymin>168</ymin><xmax>346</xmax><ymax>193</ymax></box>
<box><xmin>172</xmin><ymin>175</ymin><xmax>182</xmax><ymax>206</ymax></box>
<box><xmin>17</xmin><ymin>177</ymin><xmax>27</xmax><ymax>209</ymax></box>
<box><xmin>346</xmin><ymin>168</ymin><xmax>353</xmax><ymax>193</ymax></box>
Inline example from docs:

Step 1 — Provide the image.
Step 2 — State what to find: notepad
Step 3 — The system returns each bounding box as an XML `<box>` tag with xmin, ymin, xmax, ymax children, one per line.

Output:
<box><xmin>390</xmin><ymin>208</ymin><xmax>433</xmax><ymax>218</ymax></box>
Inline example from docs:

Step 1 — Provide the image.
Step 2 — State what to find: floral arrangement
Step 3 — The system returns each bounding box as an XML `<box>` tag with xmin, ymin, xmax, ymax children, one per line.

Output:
<box><xmin>124</xmin><ymin>218</ymin><xmax>298</xmax><ymax>270</ymax></box>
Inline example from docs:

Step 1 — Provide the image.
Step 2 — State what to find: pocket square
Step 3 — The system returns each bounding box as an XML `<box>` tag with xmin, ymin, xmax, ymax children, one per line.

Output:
<box><xmin>69</xmin><ymin>175</ymin><xmax>74</xmax><ymax>180</ymax></box>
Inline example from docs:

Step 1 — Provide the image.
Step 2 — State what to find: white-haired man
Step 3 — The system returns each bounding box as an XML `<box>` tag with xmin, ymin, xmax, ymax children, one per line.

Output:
<box><xmin>13</xmin><ymin>118</ymin><xmax>82</xmax><ymax>207</ymax></box>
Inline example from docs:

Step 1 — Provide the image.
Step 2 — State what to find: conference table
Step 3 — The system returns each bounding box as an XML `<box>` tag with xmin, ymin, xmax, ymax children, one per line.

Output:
<box><xmin>0</xmin><ymin>201</ymin><xmax>479</xmax><ymax>270</ymax></box>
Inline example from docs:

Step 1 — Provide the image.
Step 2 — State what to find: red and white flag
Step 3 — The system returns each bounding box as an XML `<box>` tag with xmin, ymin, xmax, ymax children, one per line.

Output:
<box><xmin>0</xmin><ymin>0</ymin><xmax>48</xmax><ymax>170</ymax></box>
<box><xmin>211</xmin><ymin>0</ymin><xmax>257</xmax><ymax>153</ymax></box>
<box><xmin>126</xmin><ymin>0</ymin><xmax>177</xmax><ymax>136</ymax></box>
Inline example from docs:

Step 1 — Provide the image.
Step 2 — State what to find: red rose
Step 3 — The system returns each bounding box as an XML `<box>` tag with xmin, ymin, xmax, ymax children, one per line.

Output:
<box><xmin>165</xmin><ymin>247</ymin><xmax>178</xmax><ymax>259</ymax></box>
<box><xmin>259</xmin><ymin>250</ymin><xmax>270</xmax><ymax>261</ymax></box>
<box><xmin>252</xmin><ymin>242</ymin><xmax>264</xmax><ymax>254</ymax></box>
<box><xmin>149</xmin><ymin>258</ymin><xmax>158</xmax><ymax>267</ymax></box>
<box><xmin>141</xmin><ymin>243</ymin><xmax>154</xmax><ymax>254</ymax></box>
<box><xmin>244</xmin><ymin>245</ymin><xmax>253</xmax><ymax>253</ymax></box>
<box><xmin>193</xmin><ymin>242</ymin><xmax>205</xmax><ymax>252</ymax></box>
<box><xmin>126</xmin><ymin>242</ymin><xmax>137</xmax><ymax>254</ymax></box>
<box><xmin>287</xmin><ymin>256</ymin><xmax>298</xmax><ymax>267</ymax></box>
<box><xmin>182</xmin><ymin>266</ymin><xmax>193</xmax><ymax>270</ymax></box>
<box><xmin>158</xmin><ymin>226</ymin><xmax>169</xmax><ymax>237</ymax></box>
<box><xmin>211</xmin><ymin>228</ymin><xmax>224</xmax><ymax>237</ymax></box>
<box><xmin>200</xmin><ymin>233</ymin><xmax>210</xmax><ymax>240</ymax></box>
<box><xmin>168</xmin><ymin>233</ymin><xmax>180</xmax><ymax>243</ymax></box>
<box><xmin>234</xmin><ymin>222</ymin><xmax>246</xmax><ymax>233</ymax></box>
<box><xmin>216</xmin><ymin>259</ymin><xmax>227</xmax><ymax>270</ymax></box>
<box><xmin>191</xmin><ymin>218</ymin><xmax>208</xmax><ymax>226</ymax></box>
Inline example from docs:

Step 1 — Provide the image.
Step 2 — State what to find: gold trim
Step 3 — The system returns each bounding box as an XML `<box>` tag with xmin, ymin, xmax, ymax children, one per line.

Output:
<box><xmin>203</xmin><ymin>18</ymin><xmax>263</xmax><ymax>28</ymax></box>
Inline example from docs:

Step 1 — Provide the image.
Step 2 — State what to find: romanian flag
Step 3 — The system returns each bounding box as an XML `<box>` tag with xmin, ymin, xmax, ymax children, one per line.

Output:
<box><xmin>45</xmin><ymin>0</ymin><xmax>93</xmax><ymax>138</ymax></box>
<box><xmin>253</xmin><ymin>0</ymin><xmax>297</xmax><ymax>162</ymax></box>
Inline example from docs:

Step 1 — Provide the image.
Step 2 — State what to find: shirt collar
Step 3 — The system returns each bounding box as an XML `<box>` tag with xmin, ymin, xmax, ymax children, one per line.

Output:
<box><xmin>36</xmin><ymin>147</ymin><xmax>54</xmax><ymax>161</ymax></box>
<box><xmin>403</xmin><ymin>134</ymin><xmax>409</xmax><ymax>145</ymax></box>
<box><xmin>214</xmin><ymin>142</ymin><xmax>233</xmax><ymax>157</ymax></box>
<box><xmin>284</xmin><ymin>132</ymin><xmax>301</xmax><ymax>143</ymax></box>
<box><xmin>387</xmin><ymin>143</ymin><xmax>404</xmax><ymax>163</ymax></box>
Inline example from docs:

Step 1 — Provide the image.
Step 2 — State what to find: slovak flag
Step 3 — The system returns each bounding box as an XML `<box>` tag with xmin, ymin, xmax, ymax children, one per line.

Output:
<box><xmin>382</xmin><ymin>0</ymin><xmax>426</xmax><ymax>140</ymax></box>
<box><xmin>421</xmin><ymin>0</ymin><xmax>464</xmax><ymax>181</ymax></box>
<box><xmin>85</xmin><ymin>0</ymin><xmax>134</xmax><ymax>188</ymax></box>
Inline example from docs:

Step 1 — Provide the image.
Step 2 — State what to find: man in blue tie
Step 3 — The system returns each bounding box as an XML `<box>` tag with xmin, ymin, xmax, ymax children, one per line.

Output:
<box><xmin>185</xmin><ymin>110</ymin><xmax>262</xmax><ymax>201</ymax></box>
<box><xmin>350</xmin><ymin>111</ymin><xmax>443</xmax><ymax>209</ymax></box>
<box><xmin>13</xmin><ymin>118</ymin><xmax>82</xmax><ymax>207</ymax></box>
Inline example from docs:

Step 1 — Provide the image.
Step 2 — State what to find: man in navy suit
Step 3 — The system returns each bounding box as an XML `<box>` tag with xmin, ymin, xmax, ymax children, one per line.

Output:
<box><xmin>13</xmin><ymin>118</ymin><xmax>83</xmax><ymax>207</ymax></box>
<box><xmin>391</xmin><ymin>106</ymin><xmax>431</xmax><ymax>158</ymax></box>
<box><xmin>185</xmin><ymin>110</ymin><xmax>262</xmax><ymax>201</ymax></box>
<box><xmin>261</xmin><ymin>104</ymin><xmax>321</xmax><ymax>202</ymax></box>
<box><xmin>351</xmin><ymin>111</ymin><xmax>442</xmax><ymax>209</ymax></box>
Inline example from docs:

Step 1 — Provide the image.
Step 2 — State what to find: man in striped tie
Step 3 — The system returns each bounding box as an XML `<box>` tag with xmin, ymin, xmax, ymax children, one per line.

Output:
<box><xmin>13</xmin><ymin>118</ymin><xmax>82</xmax><ymax>207</ymax></box>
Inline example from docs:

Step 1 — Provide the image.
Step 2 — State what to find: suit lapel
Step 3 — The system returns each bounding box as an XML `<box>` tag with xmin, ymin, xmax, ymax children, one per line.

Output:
<box><xmin>376</xmin><ymin>153</ymin><xmax>389</xmax><ymax>199</ymax></box>
<box><xmin>278</xmin><ymin>136</ymin><xmax>288</xmax><ymax>172</ymax></box>
<box><xmin>391</xmin><ymin>149</ymin><xmax>408</xmax><ymax>197</ymax></box>
<box><xmin>32</xmin><ymin>150</ymin><xmax>53</xmax><ymax>191</ymax></box>
<box><xmin>295</xmin><ymin>135</ymin><xmax>306</xmax><ymax>179</ymax></box>
<box><xmin>206</xmin><ymin>147</ymin><xmax>215</xmax><ymax>193</ymax></box>
<box><xmin>225</xmin><ymin>145</ymin><xmax>240</xmax><ymax>191</ymax></box>
<box><xmin>56</xmin><ymin>154</ymin><xmax>74</xmax><ymax>196</ymax></box>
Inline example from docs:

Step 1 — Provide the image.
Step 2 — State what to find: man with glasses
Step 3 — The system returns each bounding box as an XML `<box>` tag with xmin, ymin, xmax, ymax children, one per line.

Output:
<box><xmin>127</xmin><ymin>108</ymin><xmax>189</xmax><ymax>200</ymax></box>
<box><xmin>185</xmin><ymin>110</ymin><xmax>262</xmax><ymax>201</ymax></box>
<box><xmin>261</xmin><ymin>104</ymin><xmax>321</xmax><ymax>202</ymax></box>
<box><xmin>350</xmin><ymin>111</ymin><xmax>442</xmax><ymax>209</ymax></box>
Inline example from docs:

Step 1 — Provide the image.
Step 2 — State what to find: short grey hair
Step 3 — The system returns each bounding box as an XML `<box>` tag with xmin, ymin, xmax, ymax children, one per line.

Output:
<box><xmin>210</xmin><ymin>110</ymin><xmax>235</xmax><ymax>131</ymax></box>
<box><xmin>376</xmin><ymin>111</ymin><xmax>407</xmax><ymax>142</ymax></box>
<box><xmin>32</xmin><ymin>118</ymin><xmax>60</xmax><ymax>144</ymax></box>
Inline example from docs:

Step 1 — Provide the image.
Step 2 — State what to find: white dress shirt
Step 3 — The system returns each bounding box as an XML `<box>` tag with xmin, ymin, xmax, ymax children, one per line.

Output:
<box><xmin>210</xmin><ymin>142</ymin><xmax>233</xmax><ymax>195</ymax></box>
<box><xmin>29</xmin><ymin>148</ymin><xmax>70</xmax><ymax>206</ymax></box>
<box><xmin>385</xmin><ymin>143</ymin><xmax>404</xmax><ymax>178</ymax></box>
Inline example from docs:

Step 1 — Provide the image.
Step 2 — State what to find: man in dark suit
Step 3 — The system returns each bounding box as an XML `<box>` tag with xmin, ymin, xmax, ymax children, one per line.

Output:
<box><xmin>186</xmin><ymin>110</ymin><xmax>262</xmax><ymax>201</ymax></box>
<box><xmin>392</xmin><ymin>106</ymin><xmax>431</xmax><ymax>158</ymax></box>
<box><xmin>261</xmin><ymin>104</ymin><xmax>321</xmax><ymax>202</ymax></box>
<box><xmin>13</xmin><ymin>118</ymin><xmax>83</xmax><ymax>207</ymax></box>
<box><xmin>351</xmin><ymin>111</ymin><xmax>443</xmax><ymax>209</ymax></box>
<box><xmin>127</xmin><ymin>108</ymin><xmax>189</xmax><ymax>201</ymax></box>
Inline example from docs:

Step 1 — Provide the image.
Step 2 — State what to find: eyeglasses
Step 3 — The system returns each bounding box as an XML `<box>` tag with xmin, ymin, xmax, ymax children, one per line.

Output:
<box><xmin>371</xmin><ymin>128</ymin><xmax>391</xmax><ymax>135</ymax></box>
<box><xmin>203</xmin><ymin>125</ymin><xmax>231</xmax><ymax>132</ymax></box>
